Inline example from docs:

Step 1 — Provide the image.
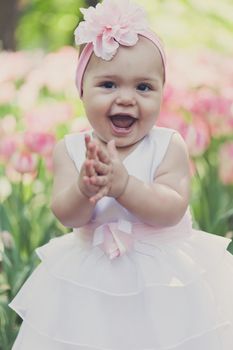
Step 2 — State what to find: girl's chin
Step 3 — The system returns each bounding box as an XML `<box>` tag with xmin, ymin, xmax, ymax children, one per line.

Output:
<box><xmin>113</xmin><ymin>135</ymin><xmax>141</xmax><ymax>149</ymax></box>
<box><xmin>93</xmin><ymin>128</ymin><xmax>140</xmax><ymax>148</ymax></box>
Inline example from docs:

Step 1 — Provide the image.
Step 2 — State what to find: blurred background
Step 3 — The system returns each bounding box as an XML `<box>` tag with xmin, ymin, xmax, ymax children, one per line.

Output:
<box><xmin>0</xmin><ymin>0</ymin><xmax>233</xmax><ymax>348</ymax></box>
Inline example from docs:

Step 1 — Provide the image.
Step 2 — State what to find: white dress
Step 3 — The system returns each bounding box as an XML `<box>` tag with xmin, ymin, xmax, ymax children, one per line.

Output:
<box><xmin>9</xmin><ymin>127</ymin><xmax>233</xmax><ymax>350</ymax></box>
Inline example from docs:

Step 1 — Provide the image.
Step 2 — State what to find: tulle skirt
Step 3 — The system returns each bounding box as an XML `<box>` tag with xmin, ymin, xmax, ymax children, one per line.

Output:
<box><xmin>9</xmin><ymin>217</ymin><xmax>233</xmax><ymax>350</ymax></box>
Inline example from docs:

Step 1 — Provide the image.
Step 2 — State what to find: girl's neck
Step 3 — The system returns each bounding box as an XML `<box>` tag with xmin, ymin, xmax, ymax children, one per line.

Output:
<box><xmin>91</xmin><ymin>132</ymin><xmax>144</xmax><ymax>162</ymax></box>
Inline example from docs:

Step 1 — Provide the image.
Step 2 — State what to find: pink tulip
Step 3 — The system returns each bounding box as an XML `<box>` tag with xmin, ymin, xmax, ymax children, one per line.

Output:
<box><xmin>5</xmin><ymin>164</ymin><xmax>22</xmax><ymax>183</ymax></box>
<box><xmin>0</xmin><ymin>115</ymin><xmax>17</xmax><ymax>136</ymax></box>
<box><xmin>0</xmin><ymin>136</ymin><xmax>18</xmax><ymax>161</ymax></box>
<box><xmin>157</xmin><ymin>109</ymin><xmax>186</xmax><ymax>130</ymax></box>
<box><xmin>0</xmin><ymin>177</ymin><xmax>12</xmax><ymax>201</ymax></box>
<box><xmin>16</xmin><ymin>80</ymin><xmax>41</xmax><ymax>111</ymax></box>
<box><xmin>24</xmin><ymin>132</ymin><xmax>56</xmax><ymax>156</ymax></box>
<box><xmin>0</xmin><ymin>51</ymin><xmax>35</xmax><ymax>84</ymax></box>
<box><xmin>70</xmin><ymin>117</ymin><xmax>91</xmax><ymax>133</ymax></box>
<box><xmin>44</xmin><ymin>154</ymin><xmax>53</xmax><ymax>173</ymax></box>
<box><xmin>0</xmin><ymin>82</ymin><xmax>16</xmax><ymax>104</ymax></box>
<box><xmin>167</xmin><ymin>50</ymin><xmax>232</xmax><ymax>90</ymax></box>
<box><xmin>218</xmin><ymin>142</ymin><xmax>233</xmax><ymax>185</ymax></box>
<box><xmin>40</xmin><ymin>47</ymin><xmax>77</xmax><ymax>94</ymax></box>
<box><xmin>162</xmin><ymin>83</ymin><xmax>189</xmax><ymax>110</ymax></box>
<box><xmin>190</xmin><ymin>91</ymin><xmax>233</xmax><ymax>137</ymax></box>
<box><xmin>1</xmin><ymin>231</ymin><xmax>14</xmax><ymax>249</ymax></box>
<box><xmin>158</xmin><ymin>110</ymin><xmax>211</xmax><ymax>157</ymax></box>
<box><xmin>24</xmin><ymin>102</ymin><xmax>74</xmax><ymax>132</ymax></box>
<box><xmin>179</xmin><ymin>116</ymin><xmax>211</xmax><ymax>157</ymax></box>
<box><xmin>11</xmin><ymin>150</ymin><xmax>38</xmax><ymax>174</ymax></box>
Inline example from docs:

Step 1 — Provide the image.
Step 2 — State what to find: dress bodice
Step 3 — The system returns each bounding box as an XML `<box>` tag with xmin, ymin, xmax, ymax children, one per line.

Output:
<box><xmin>64</xmin><ymin>126</ymin><xmax>178</xmax><ymax>225</ymax></box>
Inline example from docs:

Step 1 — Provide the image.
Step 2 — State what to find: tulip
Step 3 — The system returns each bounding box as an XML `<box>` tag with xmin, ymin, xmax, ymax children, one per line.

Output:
<box><xmin>24</xmin><ymin>132</ymin><xmax>55</xmax><ymax>156</ymax></box>
<box><xmin>44</xmin><ymin>154</ymin><xmax>53</xmax><ymax>173</ymax></box>
<box><xmin>0</xmin><ymin>231</ymin><xmax>14</xmax><ymax>249</ymax></box>
<box><xmin>0</xmin><ymin>136</ymin><xmax>18</xmax><ymax>161</ymax></box>
<box><xmin>0</xmin><ymin>115</ymin><xmax>17</xmax><ymax>136</ymax></box>
<box><xmin>11</xmin><ymin>150</ymin><xmax>38</xmax><ymax>174</ymax></box>
<box><xmin>70</xmin><ymin>116</ymin><xmax>91</xmax><ymax>133</ymax></box>
<box><xmin>0</xmin><ymin>51</ymin><xmax>33</xmax><ymax>83</ymax></box>
<box><xmin>0</xmin><ymin>176</ymin><xmax>12</xmax><ymax>201</ymax></box>
<box><xmin>179</xmin><ymin>117</ymin><xmax>211</xmax><ymax>157</ymax></box>
<box><xmin>218</xmin><ymin>142</ymin><xmax>233</xmax><ymax>185</ymax></box>
<box><xmin>24</xmin><ymin>102</ymin><xmax>74</xmax><ymax>133</ymax></box>
<box><xmin>0</xmin><ymin>82</ymin><xmax>16</xmax><ymax>104</ymax></box>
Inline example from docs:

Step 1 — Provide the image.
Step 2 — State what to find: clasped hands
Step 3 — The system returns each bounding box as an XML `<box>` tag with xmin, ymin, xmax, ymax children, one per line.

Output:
<box><xmin>78</xmin><ymin>134</ymin><xmax>129</xmax><ymax>205</ymax></box>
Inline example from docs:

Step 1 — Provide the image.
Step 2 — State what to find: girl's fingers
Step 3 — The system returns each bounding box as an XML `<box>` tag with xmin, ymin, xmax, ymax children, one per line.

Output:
<box><xmin>97</xmin><ymin>147</ymin><xmax>110</xmax><ymax>165</ymax></box>
<box><xmin>89</xmin><ymin>186</ymin><xmax>108</xmax><ymax>204</ymax></box>
<box><xmin>84</xmin><ymin>134</ymin><xmax>91</xmax><ymax>158</ymax></box>
<box><xmin>89</xmin><ymin>175</ymin><xmax>109</xmax><ymax>187</ymax></box>
<box><xmin>85</xmin><ymin>134</ymin><xmax>98</xmax><ymax>160</ymax></box>
<box><xmin>83</xmin><ymin>176</ymin><xmax>99</xmax><ymax>192</ymax></box>
<box><xmin>88</xmin><ymin>142</ymin><xmax>98</xmax><ymax>160</ymax></box>
<box><xmin>93</xmin><ymin>160</ymin><xmax>109</xmax><ymax>175</ymax></box>
<box><xmin>84</xmin><ymin>134</ymin><xmax>91</xmax><ymax>147</ymax></box>
<box><xmin>84</xmin><ymin>159</ymin><xmax>96</xmax><ymax>177</ymax></box>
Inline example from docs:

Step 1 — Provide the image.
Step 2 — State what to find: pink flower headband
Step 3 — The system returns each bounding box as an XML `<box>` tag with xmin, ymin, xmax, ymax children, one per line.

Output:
<box><xmin>74</xmin><ymin>0</ymin><xmax>166</xmax><ymax>96</ymax></box>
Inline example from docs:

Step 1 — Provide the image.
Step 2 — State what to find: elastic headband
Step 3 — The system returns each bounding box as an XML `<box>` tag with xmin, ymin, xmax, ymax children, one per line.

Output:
<box><xmin>74</xmin><ymin>0</ymin><xmax>166</xmax><ymax>96</ymax></box>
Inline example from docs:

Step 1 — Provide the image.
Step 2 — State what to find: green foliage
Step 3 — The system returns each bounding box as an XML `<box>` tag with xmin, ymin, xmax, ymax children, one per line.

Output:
<box><xmin>16</xmin><ymin>0</ymin><xmax>85</xmax><ymax>50</ymax></box>
<box><xmin>143</xmin><ymin>0</ymin><xmax>233</xmax><ymax>54</ymax></box>
<box><xmin>191</xmin><ymin>137</ymin><xmax>233</xmax><ymax>254</ymax></box>
<box><xmin>15</xmin><ymin>0</ymin><xmax>233</xmax><ymax>52</ymax></box>
<box><xmin>0</xmin><ymin>163</ymin><xmax>67</xmax><ymax>349</ymax></box>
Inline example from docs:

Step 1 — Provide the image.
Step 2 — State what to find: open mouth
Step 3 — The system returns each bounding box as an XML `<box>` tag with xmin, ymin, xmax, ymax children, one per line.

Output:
<box><xmin>109</xmin><ymin>114</ymin><xmax>137</xmax><ymax>129</ymax></box>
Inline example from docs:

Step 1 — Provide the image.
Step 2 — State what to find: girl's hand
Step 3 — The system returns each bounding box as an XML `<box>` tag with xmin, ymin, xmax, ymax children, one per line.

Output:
<box><xmin>89</xmin><ymin>140</ymin><xmax>129</xmax><ymax>201</ymax></box>
<box><xmin>79</xmin><ymin>136</ymin><xmax>129</xmax><ymax>204</ymax></box>
<box><xmin>87</xmin><ymin>144</ymin><xmax>113</xmax><ymax>204</ymax></box>
<box><xmin>78</xmin><ymin>158</ymin><xmax>100</xmax><ymax>199</ymax></box>
<box><xmin>78</xmin><ymin>134</ymin><xmax>100</xmax><ymax>199</ymax></box>
<box><xmin>106</xmin><ymin>140</ymin><xmax>129</xmax><ymax>199</ymax></box>
<box><xmin>78</xmin><ymin>135</ymin><xmax>112</xmax><ymax>204</ymax></box>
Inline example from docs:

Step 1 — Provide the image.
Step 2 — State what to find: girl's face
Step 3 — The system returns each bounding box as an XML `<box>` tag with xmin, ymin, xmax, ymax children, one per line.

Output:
<box><xmin>82</xmin><ymin>36</ymin><xmax>164</xmax><ymax>149</ymax></box>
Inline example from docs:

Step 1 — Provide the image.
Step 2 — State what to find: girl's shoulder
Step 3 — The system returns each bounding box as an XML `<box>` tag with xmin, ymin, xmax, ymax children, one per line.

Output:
<box><xmin>150</xmin><ymin>125</ymin><xmax>177</xmax><ymax>139</ymax></box>
<box><xmin>153</xmin><ymin>127</ymin><xmax>190</xmax><ymax>177</ymax></box>
<box><xmin>150</xmin><ymin>126</ymin><xmax>188</xmax><ymax>155</ymax></box>
<box><xmin>149</xmin><ymin>126</ymin><xmax>189</xmax><ymax>180</ymax></box>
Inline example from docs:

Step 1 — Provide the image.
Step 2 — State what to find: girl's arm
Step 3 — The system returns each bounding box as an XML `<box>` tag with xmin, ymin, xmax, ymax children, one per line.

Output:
<box><xmin>116</xmin><ymin>133</ymin><xmax>191</xmax><ymax>227</ymax></box>
<box><xmin>51</xmin><ymin>139</ymin><xmax>96</xmax><ymax>228</ymax></box>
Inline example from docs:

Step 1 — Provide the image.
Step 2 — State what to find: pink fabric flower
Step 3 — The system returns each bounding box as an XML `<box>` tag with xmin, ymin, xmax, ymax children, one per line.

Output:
<box><xmin>74</xmin><ymin>0</ymin><xmax>149</xmax><ymax>60</ymax></box>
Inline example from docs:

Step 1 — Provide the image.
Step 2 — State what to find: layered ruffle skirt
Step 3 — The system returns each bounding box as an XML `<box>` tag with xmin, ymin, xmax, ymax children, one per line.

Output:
<box><xmin>9</xmin><ymin>216</ymin><xmax>233</xmax><ymax>350</ymax></box>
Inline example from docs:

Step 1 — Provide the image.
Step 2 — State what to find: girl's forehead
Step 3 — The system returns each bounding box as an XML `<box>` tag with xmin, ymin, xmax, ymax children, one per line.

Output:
<box><xmin>86</xmin><ymin>37</ymin><xmax>164</xmax><ymax>79</ymax></box>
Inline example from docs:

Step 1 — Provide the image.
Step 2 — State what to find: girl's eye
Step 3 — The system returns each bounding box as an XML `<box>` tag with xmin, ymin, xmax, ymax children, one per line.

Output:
<box><xmin>100</xmin><ymin>81</ymin><xmax>116</xmax><ymax>89</ymax></box>
<box><xmin>137</xmin><ymin>83</ymin><xmax>151</xmax><ymax>92</ymax></box>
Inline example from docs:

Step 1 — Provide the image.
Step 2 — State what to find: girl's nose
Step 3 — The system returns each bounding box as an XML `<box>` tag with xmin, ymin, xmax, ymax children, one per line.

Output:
<box><xmin>115</xmin><ymin>88</ymin><xmax>136</xmax><ymax>106</ymax></box>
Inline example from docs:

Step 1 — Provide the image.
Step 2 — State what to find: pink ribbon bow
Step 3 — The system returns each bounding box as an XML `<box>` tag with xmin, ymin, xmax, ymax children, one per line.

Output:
<box><xmin>92</xmin><ymin>220</ymin><xmax>134</xmax><ymax>260</ymax></box>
